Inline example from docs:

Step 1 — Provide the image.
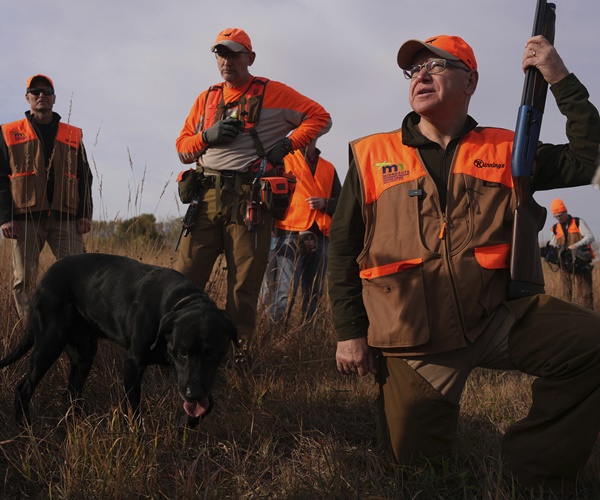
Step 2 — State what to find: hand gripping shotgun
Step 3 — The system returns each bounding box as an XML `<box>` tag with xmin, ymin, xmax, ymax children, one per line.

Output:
<box><xmin>507</xmin><ymin>0</ymin><xmax>556</xmax><ymax>299</ymax></box>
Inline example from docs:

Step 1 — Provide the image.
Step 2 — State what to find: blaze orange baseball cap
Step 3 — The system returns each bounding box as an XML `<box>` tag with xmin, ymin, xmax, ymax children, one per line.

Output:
<box><xmin>211</xmin><ymin>28</ymin><xmax>252</xmax><ymax>53</ymax></box>
<box><xmin>550</xmin><ymin>198</ymin><xmax>567</xmax><ymax>215</ymax></box>
<box><xmin>26</xmin><ymin>74</ymin><xmax>54</xmax><ymax>89</ymax></box>
<box><xmin>397</xmin><ymin>35</ymin><xmax>477</xmax><ymax>72</ymax></box>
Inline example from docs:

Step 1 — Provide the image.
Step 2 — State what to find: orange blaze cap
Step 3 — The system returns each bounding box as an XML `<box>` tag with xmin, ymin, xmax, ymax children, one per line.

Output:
<box><xmin>26</xmin><ymin>74</ymin><xmax>54</xmax><ymax>89</ymax></box>
<box><xmin>211</xmin><ymin>28</ymin><xmax>252</xmax><ymax>53</ymax></box>
<box><xmin>550</xmin><ymin>198</ymin><xmax>567</xmax><ymax>215</ymax></box>
<box><xmin>397</xmin><ymin>35</ymin><xmax>477</xmax><ymax>72</ymax></box>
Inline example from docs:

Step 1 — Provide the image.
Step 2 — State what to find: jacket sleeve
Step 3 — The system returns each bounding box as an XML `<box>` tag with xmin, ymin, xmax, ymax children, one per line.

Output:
<box><xmin>77</xmin><ymin>141</ymin><xmax>93</xmax><ymax>219</ymax></box>
<box><xmin>327</xmin><ymin>154</ymin><xmax>370</xmax><ymax>341</ymax></box>
<box><xmin>549</xmin><ymin>225</ymin><xmax>559</xmax><ymax>247</ymax></box>
<box><xmin>175</xmin><ymin>91</ymin><xmax>210</xmax><ymax>164</ymax></box>
<box><xmin>324</xmin><ymin>168</ymin><xmax>342</xmax><ymax>216</ymax></box>
<box><xmin>266</xmin><ymin>82</ymin><xmax>332</xmax><ymax>151</ymax></box>
<box><xmin>0</xmin><ymin>128</ymin><xmax>13</xmax><ymax>225</ymax></box>
<box><xmin>532</xmin><ymin>73</ymin><xmax>600</xmax><ymax>190</ymax></box>
<box><xmin>574</xmin><ymin>218</ymin><xmax>595</xmax><ymax>247</ymax></box>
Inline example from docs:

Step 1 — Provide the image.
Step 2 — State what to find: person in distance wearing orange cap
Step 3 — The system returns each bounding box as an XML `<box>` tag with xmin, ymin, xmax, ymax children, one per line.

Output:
<box><xmin>329</xmin><ymin>33</ymin><xmax>600</xmax><ymax>495</ymax></box>
<box><xmin>175</xmin><ymin>28</ymin><xmax>331</xmax><ymax>368</ymax></box>
<box><xmin>0</xmin><ymin>74</ymin><xmax>93</xmax><ymax>318</ymax></box>
<box><xmin>547</xmin><ymin>198</ymin><xmax>595</xmax><ymax>309</ymax></box>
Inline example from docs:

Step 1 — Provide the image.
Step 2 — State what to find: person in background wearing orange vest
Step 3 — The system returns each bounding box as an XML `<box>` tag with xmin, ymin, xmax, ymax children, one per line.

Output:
<box><xmin>175</xmin><ymin>28</ymin><xmax>331</xmax><ymax>368</ymax></box>
<box><xmin>262</xmin><ymin>139</ymin><xmax>341</xmax><ymax>325</ymax></box>
<box><xmin>549</xmin><ymin>198</ymin><xmax>595</xmax><ymax>310</ymax></box>
<box><xmin>0</xmin><ymin>74</ymin><xmax>93</xmax><ymax>318</ymax></box>
<box><xmin>328</xmin><ymin>33</ymin><xmax>600</xmax><ymax>496</ymax></box>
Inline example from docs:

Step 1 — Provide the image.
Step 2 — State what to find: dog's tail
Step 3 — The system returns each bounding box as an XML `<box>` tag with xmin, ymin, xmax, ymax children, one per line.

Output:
<box><xmin>0</xmin><ymin>324</ymin><xmax>35</xmax><ymax>368</ymax></box>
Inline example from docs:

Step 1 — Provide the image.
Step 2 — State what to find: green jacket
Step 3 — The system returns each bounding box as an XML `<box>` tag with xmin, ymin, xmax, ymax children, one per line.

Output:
<box><xmin>328</xmin><ymin>73</ymin><xmax>600</xmax><ymax>350</ymax></box>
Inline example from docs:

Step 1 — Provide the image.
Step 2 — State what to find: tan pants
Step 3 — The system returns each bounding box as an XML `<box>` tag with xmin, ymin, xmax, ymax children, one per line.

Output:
<box><xmin>12</xmin><ymin>217</ymin><xmax>86</xmax><ymax>318</ymax></box>
<box><xmin>560</xmin><ymin>267</ymin><xmax>594</xmax><ymax>310</ymax></box>
<box><xmin>376</xmin><ymin>295</ymin><xmax>600</xmax><ymax>492</ymax></box>
<box><xmin>174</xmin><ymin>183</ymin><xmax>272</xmax><ymax>342</ymax></box>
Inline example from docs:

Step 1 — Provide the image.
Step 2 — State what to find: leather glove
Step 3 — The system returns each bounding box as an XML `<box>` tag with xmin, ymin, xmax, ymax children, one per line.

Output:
<box><xmin>201</xmin><ymin>118</ymin><xmax>242</xmax><ymax>146</ymax></box>
<box><xmin>266</xmin><ymin>137</ymin><xmax>293</xmax><ymax>165</ymax></box>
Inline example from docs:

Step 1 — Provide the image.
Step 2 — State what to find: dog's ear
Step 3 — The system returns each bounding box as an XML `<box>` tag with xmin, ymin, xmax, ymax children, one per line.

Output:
<box><xmin>219</xmin><ymin>308</ymin><xmax>238</xmax><ymax>344</ymax></box>
<box><xmin>152</xmin><ymin>311</ymin><xmax>177</xmax><ymax>350</ymax></box>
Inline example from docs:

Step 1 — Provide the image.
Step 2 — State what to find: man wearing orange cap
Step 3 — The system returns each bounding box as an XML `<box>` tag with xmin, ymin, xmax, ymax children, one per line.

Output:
<box><xmin>329</xmin><ymin>33</ymin><xmax>600</xmax><ymax>494</ymax></box>
<box><xmin>547</xmin><ymin>198</ymin><xmax>595</xmax><ymax>309</ymax></box>
<box><xmin>0</xmin><ymin>74</ymin><xmax>93</xmax><ymax>318</ymax></box>
<box><xmin>175</xmin><ymin>28</ymin><xmax>331</xmax><ymax>366</ymax></box>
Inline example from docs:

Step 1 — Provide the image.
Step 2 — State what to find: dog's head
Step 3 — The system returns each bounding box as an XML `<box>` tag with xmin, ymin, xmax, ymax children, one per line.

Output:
<box><xmin>158</xmin><ymin>295</ymin><xmax>237</xmax><ymax>419</ymax></box>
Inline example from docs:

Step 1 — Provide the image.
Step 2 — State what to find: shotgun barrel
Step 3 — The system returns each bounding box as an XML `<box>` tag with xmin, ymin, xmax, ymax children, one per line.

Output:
<box><xmin>507</xmin><ymin>0</ymin><xmax>556</xmax><ymax>299</ymax></box>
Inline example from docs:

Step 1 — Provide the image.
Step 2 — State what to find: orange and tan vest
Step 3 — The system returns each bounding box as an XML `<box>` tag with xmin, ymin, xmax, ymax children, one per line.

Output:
<box><xmin>2</xmin><ymin>118</ymin><xmax>82</xmax><ymax>216</ymax></box>
<box><xmin>352</xmin><ymin>126</ymin><xmax>517</xmax><ymax>354</ymax></box>
<box><xmin>201</xmin><ymin>77</ymin><xmax>268</xmax><ymax>131</ymax></box>
<box><xmin>275</xmin><ymin>153</ymin><xmax>335</xmax><ymax>236</ymax></box>
<box><xmin>552</xmin><ymin>218</ymin><xmax>595</xmax><ymax>257</ymax></box>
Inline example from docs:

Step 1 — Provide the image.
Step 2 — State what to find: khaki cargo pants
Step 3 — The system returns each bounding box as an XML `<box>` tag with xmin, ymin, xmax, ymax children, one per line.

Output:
<box><xmin>559</xmin><ymin>267</ymin><xmax>594</xmax><ymax>310</ymax></box>
<box><xmin>376</xmin><ymin>294</ymin><xmax>600</xmax><ymax>493</ymax></box>
<box><xmin>12</xmin><ymin>217</ymin><xmax>86</xmax><ymax>318</ymax></box>
<box><xmin>174</xmin><ymin>179</ymin><xmax>273</xmax><ymax>343</ymax></box>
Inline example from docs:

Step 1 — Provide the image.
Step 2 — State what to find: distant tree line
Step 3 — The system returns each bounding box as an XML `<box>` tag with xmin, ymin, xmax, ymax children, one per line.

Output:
<box><xmin>91</xmin><ymin>214</ymin><xmax>182</xmax><ymax>246</ymax></box>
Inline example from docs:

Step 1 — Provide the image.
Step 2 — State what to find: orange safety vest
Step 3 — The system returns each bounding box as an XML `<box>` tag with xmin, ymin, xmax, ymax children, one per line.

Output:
<box><xmin>2</xmin><ymin>118</ymin><xmax>83</xmax><ymax>216</ymax></box>
<box><xmin>275</xmin><ymin>153</ymin><xmax>335</xmax><ymax>236</ymax></box>
<box><xmin>202</xmin><ymin>78</ymin><xmax>268</xmax><ymax>128</ymax></box>
<box><xmin>552</xmin><ymin>218</ymin><xmax>595</xmax><ymax>258</ymax></box>
<box><xmin>352</xmin><ymin>126</ymin><xmax>516</xmax><ymax>353</ymax></box>
<box><xmin>200</xmin><ymin>77</ymin><xmax>268</xmax><ymax>157</ymax></box>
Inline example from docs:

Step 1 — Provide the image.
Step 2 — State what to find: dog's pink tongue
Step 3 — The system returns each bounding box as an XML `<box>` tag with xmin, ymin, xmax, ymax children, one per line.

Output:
<box><xmin>183</xmin><ymin>398</ymin><xmax>209</xmax><ymax>418</ymax></box>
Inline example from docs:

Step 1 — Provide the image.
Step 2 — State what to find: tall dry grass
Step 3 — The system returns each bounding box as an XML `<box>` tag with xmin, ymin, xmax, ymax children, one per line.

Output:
<box><xmin>0</xmin><ymin>236</ymin><xmax>598</xmax><ymax>499</ymax></box>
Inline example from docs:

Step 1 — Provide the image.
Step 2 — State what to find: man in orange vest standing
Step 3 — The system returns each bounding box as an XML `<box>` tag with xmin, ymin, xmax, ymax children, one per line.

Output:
<box><xmin>548</xmin><ymin>198</ymin><xmax>595</xmax><ymax>309</ymax></box>
<box><xmin>263</xmin><ymin>139</ymin><xmax>341</xmax><ymax>325</ymax></box>
<box><xmin>175</xmin><ymin>28</ymin><xmax>331</xmax><ymax>367</ymax></box>
<box><xmin>0</xmin><ymin>74</ymin><xmax>93</xmax><ymax>318</ymax></box>
<box><xmin>328</xmin><ymin>33</ymin><xmax>600</xmax><ymax>495</ymax></box>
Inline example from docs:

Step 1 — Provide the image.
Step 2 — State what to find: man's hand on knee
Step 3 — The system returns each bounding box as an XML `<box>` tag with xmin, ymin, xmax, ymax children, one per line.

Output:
<box><xmin>1</xmin><ymin>221</ymin><xmax>20</xmax><ymax>239</ymax></box>
<box><xmin>336</xmin><ymin>337</ymin><xmax>376</xmax><ymax>376</ymax></box>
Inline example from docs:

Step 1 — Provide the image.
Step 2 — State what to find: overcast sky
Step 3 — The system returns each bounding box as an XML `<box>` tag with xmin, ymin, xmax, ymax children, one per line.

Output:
<box><xmin>1</xmin><ymin>0</ymin><xmax>598</xmax><ymax>241</ymax></box>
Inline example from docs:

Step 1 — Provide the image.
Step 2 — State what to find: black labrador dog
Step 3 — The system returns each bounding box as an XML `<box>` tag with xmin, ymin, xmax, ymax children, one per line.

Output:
<box><xmin>0</xmin><ymin>253</ymin><xmax>237</xmax><ymax>427</ymax></box>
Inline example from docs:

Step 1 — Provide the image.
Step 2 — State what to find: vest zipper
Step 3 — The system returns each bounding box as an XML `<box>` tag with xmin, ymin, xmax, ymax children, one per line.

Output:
<box><xmin>441</xmin><ymin>154</ymin><xmax>467</xmax><ymax>339</ymax></box>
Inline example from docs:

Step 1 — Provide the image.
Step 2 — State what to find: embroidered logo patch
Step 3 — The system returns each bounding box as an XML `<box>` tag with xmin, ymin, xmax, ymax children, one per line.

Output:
<box><xmin>10</xmin><ymin>131</ymin><xmax>27</xmax><ymax>141</ymax></box>
<box><xmin>376</xmin><ymin>161</ymin><xmax>411</xmax><ymax>184</ymax></box>
<box><xmin>474</xmin><ymin>159</ymin><xmax>506</xmax><ymax>169</ymax></box>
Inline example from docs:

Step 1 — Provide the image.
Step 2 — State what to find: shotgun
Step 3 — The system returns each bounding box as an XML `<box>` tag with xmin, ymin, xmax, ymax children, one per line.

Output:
<box><xmin>507</xmin><ymin>0</ymin><xmax>556</xmax><ymax>299</ymax></box>
<box><xmin>175</xmin><ymin>195</ymin><xmax>200</xmax><ymax>252</ymax></box>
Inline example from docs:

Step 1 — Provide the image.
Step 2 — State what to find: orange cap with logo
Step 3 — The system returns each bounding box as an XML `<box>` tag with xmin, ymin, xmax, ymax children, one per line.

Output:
<box><xmin>211</xmin><ymin>28</ymin><xmax>252</xmax><ymax>53</ymax></box>
<box><xmin>550</xmin><ymin>198</ymin><xmax>567</xmax><ymax>215</ymax></box>
<box><xmin>397</xmin><ymin>35</ymin><xmax>477</xmax><ymax>72</ymax></box>
<box><xmin>26</xmin><ymin>74</ymin><xmax>54</xmax><ymax>89</ymax></box>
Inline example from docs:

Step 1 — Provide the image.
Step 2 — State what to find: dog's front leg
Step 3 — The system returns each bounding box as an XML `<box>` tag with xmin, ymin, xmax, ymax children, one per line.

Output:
<box><xmin>123</xmin><ymin>357</ymin><xmax>145</xmax><ymax>418</ymax></box>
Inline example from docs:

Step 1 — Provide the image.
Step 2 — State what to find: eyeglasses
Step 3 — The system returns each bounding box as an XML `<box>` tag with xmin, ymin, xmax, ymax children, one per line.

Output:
<box><xmin>27</xmin><ymin>88</ymin><xmax>54</xmax><ymax>96</ymax></box>
<box><xmin>403</xmin><ymin>58</ymin><xmax>470</xmax><ymax>80</ymax></box>
<box><xmin>553</xmin><ymin>212</ymin><xmax>567</xmax><ymax>219</ymax></box>
<box><xmin>213</xmin><ymin>50</ymin><xmax>249</xmax><ymax>60</ymax></box>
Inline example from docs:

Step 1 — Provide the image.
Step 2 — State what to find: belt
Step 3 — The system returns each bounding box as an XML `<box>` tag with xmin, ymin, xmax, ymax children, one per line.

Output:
<box><xmin>274</xmin><ymin>227</ymin><xmax>324</xmax><ymax>238</ymax></box>
<box><xmin>274</xmin><ymin>228</ymin><xmax>299</xmax><ymax>236</ymax></box>
<box><xmin>201</xmin><ymin>168</ymin><xmax>253</xmax><ymax>214</ymax></box>
<box><xmin>202</xmin><ymin>167</ymin><xmax>253</xmax><ymax>178</ymax></box>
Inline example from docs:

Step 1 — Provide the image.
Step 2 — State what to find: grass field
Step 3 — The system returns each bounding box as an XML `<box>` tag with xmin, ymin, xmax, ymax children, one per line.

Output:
<box><xmin>0</xmin><ymin>235</ymin><xmax>598</xmax><ymax>499</ymax></box>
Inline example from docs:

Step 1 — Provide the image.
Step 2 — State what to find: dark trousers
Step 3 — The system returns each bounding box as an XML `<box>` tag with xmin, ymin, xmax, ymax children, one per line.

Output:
<box><xmin>376</xmin><ymin>295</ymin><xmax>600</xmax><ymax>493</ymax></box>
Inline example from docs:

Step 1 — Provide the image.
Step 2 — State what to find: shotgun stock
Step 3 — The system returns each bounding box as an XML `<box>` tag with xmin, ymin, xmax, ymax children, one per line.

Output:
<box><xmin>507</xmin><ymin>0</ymin><xmax>556</xmax><ymax>299</ymax></box>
